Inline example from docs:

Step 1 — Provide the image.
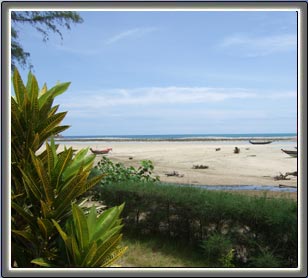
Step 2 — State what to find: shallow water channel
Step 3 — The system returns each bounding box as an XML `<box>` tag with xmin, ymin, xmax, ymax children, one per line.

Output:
<box><xmin>166</xmin><ymin>183</ymin><xmax>297</xmax><ymax>193</ymax></box>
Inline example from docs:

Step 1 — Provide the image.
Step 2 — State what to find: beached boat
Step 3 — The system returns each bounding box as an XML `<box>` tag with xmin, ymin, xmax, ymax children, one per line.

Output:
<box><xmin>90</xmin><ymin>147</ymin><xmax>112</xmax><ymax>155</ymax></box>
<box><xmin>249</xmin><ymin>140</ymin><xmax>272</xmax><ymax>145</ymax></box>
<box><xmin>281</xmin><ymin>149</ymin><xmax>297</xmax><ymax>158</ymax></box>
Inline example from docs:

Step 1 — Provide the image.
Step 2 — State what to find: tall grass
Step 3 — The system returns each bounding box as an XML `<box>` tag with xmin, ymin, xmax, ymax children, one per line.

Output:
<box><xmin>95</xmin><ymin>181</ymin><xmax>297</xmax><ymax>268</ymax></box>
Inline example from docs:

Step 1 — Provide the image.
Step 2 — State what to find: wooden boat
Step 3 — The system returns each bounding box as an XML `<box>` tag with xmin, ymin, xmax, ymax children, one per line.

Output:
<box><xmin>249</xmin><ymin>140</ymin><xmax>272</xmax><ymax>145</ymax></box>
<box><xmin>281</xmin><ymin>149</ymin><xmax>297</xmax><ymax>158</ymax></box>
<box><xmin>279</xmin><ymin>184</ymin><xmax>297</xmax><ymax>189</ymax></box>
<box><xmin>90</xmin><ymin>147</ymin><xmax>112</xmax><ymax>155</ymax></box>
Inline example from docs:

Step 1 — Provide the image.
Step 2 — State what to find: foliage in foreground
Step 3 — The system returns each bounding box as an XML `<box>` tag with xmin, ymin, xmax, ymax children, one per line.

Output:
<box><xmin>11</xmin><ymin>68</ymin><xmax>126</xmax><ymax>267</ymax></box>
<box><xmin>96</xmin><ymin>179</ymin><xmax>297</xmax><ymax>268</ymax></box>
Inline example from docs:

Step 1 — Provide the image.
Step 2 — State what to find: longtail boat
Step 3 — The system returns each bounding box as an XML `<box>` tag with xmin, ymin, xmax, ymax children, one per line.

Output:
<box><xmin>90</xmin><ymin>147</ymin><xmax>112</xmax><ymax>155</ymax></box>
<box><xmin>249</xmin><ymin>140</ymin><xmax>272</xmax><ymax>145</ymax></box>
<box><xmin>281</xmin><ymin>149</ymin><xmax>297</xmax><ymax>158</ymax></box>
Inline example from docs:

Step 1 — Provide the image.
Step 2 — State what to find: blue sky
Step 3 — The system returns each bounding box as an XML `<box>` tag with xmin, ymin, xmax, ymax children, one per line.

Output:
<box><xmin>14</xmin><ymin>11</ymin><xmax>297</xmax><ymax>136</ymax></box>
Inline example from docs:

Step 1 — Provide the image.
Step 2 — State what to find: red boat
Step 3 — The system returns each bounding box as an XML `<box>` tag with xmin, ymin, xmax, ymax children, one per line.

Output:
<box><xmin>90</xmin><ymin>147</ymin><xmax>112</xmax><ymax>155</ymax></box>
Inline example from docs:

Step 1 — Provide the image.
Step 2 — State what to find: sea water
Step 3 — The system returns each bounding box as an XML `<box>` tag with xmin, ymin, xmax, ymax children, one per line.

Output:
<box><xmin>56</xmin><ymin>133</ymin><xmax>296</xmax><ymax>142</ymax></box>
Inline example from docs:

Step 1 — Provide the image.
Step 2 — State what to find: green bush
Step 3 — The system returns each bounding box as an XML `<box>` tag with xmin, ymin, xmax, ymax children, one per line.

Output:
<box><xmin>94</xmin><ymin>156</ymin><xmax>160</xmax><ymax>186</ymax></box>
<box><xmin>249</xmin><ymin>251</ymin><xmax>283</xmax><ymax>268</ymax></box>
<box><xmin>200</xmin><ymin>233</ymin><xmax>233</xmax><ymax>265</ymax></box>
<box><xmin>11</xmin><ymin>69</ymin><xmax>126</xmax><ymax>267</ymax></box>
<box><xmin>97</xmin><ymin>181</ymin><xmax>297</xmax><ymax>267</ymax></box>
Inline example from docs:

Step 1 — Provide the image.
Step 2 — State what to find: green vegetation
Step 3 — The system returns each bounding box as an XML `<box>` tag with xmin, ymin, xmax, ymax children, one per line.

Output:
<box><xmin>51</xmin><ymin>204</ymin><xmax>127</xmax><ymax>267</ymax></box>
<box><xmin>11</xmin><ymin>68</ymin><xmax>126</xmax><ymax>267</ymax></box>
<box><xmin>94</xmin><ymin>156</ymin><xmax>160</xmax><ymax>186</ymax></box>
<box><xmin>11</xmin><ymin>70</ymin><xmax>297</xmax><ymax>268</ymax></box>
<box><xmin>119</xmin><ymin>235</ymin><xmax>206</xmax><ymax>267</ymax></box>
<box><xmin>200</xmin><ymin>233</ymin><xmax>234</xmax><ymax>267</ymax></box>
<box><xmin>92</xmin><ymin>158</ymin><xmax>297</xmax><ymax>268</ymax></box>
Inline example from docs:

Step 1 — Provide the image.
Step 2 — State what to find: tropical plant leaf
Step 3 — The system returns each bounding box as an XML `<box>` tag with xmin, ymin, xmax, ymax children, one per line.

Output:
<box><xmin>18</xmin><ymin>167</ymin><xmax>42</xmax><ymax>201</ymax></box>
<box><xmin>37</xmin><ymin>218</ymin><xmax>54</xmax><ymax>240</ymax></box>
<box><xmin>13</xmin><ymin>68</ymin><xmax>26</xmax><ymax>105</ymax></box>
<box><xmin>100</xmin><ymin>246</ymin><xmax>128</xmax><ymax>267</ymax></box>
<box><xmin>48</xmin><ymin>104</ymin><xmax>59</xmax><ymax>117</ymax></box>
<box><xmin>40</xmin><ymin>200</ymin><xmax>51</xmax><ymax>219</ymax></box>
<box><xmin>81</xmin><ymin>241</ymin><xmax>97</xmax><ymax>267</ymax></box>
<box><xmin>12</xmin><ymin>229</ymin><xmax>37</xmax><ymax>244</ymax></box>
<box><xmin>38</xmin><ymin>82</ymin><xmax>70</xmax><ymax>108</ymax></box>
<box><xmin>92</xmin><ymin>204</ymin><xmax>124</xmax><ymax>241</ymax></box>
<box><xmin>48</xmin><ymin>82</ymin><xmax>71</xmax><ymax>98</ymax></box>
<box><xmin>72</xmin><ymin>204</ymin><xmax>89</xmax><ymax>251</ymax></box>
<box><xmin>87</xmin><ymin>206</ymin><xmax>97</xmax><ymax>238</ymax></box>
<box><xmin>54</xmin><ymin>148</ymin><xmax>74</xmax><ymax>189</ymax></box>
<box><xmin>39</xmin><ymin>112</ymin><xmax>67</xmax><ymax>138</ymax></box>
<box><xmin>52</xmin><ymin>219</ymin><xmax>68</xmax><ymax>243</ymax></box>
<box><xmin>11</xmin><ymin>201</ymin><xmax>34</xmax><ymax>226</ymax></box>
<box><xmin>95</xmin><ymin>224</ymin><xmax>124</xmax><ymax>245</ymax></box>
<box><xmin>31</xmin><ymin>257</ymin><xmax>55</xmax><ymax>267</ymax></box>
<box><xmin>30</xmin><ymin>151</ymin><xmax>53</xmax><ymax>204</ymax></box>
<box><xmin>91</xmin><ymin>234</ymin><xmax>123</xmax><ymax>267</ymax></box>
<box><xmin>26</xmin><ymin>71</ymin><xmax>39</xmax><ymax>104</ymax></box>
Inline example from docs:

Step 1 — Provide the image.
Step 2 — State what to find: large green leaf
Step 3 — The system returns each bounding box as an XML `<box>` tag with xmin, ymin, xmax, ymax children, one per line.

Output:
<box><xmin>18</xmin><ymin>167</ymin><xmax>42</xmax><ymax>201</ymax></box>
<box><xmin>62</xmin><ymin>149</ymin><xmax>94</xmax><ymax>181</ymax></box>
<box><xmin>91</xmin><ymin>204</ymin><xmax>124</xmax><ymax>242</ymax></box>
<box><xmin>13</xmin><ymin>68</ymin><xmax>26</xmax><ymax>105</ymax></box>
<box><xmin>52</xmin><ymin>219</ymin><xmax>68</xmax><ymax>243</ymax></box>
<box><xmin>87</xmin><ymin>206</ymin><xmax>97</xmax><ymax>237</ymax></box>
<box><xmin>37</xmin><ymin>218</ymin><xmax>54</xmax><ymax>240</ymax></box>
<box><xmin>31</xmin><ymin>258</ymin><xmax>55</xmax><ymax>267</ymax></box>
<box><xmin>81</xmin><ymin>242</ymin><xmax>97</xmax><ymax>267</ymax></box>
<box><xmin>26</xmin><ymin>71</ymin><xmax>39</xmax><ymax>109</ymax></box>
<box><xmin>40</xmin><ymin>200</ymin><xmax>51</xmax><ymax>219</ymax></box>
<box><xmin>90</xmin><ymin>234</ymin><xmax>123</xmax><ymax>267</ymax></box>
<box><xmin>72</xmin><ymin>204</ymin><xmax>89</xmax><ymax>251</ymax></box>
<box><xmin>11</xmin><ymin>202</ymin><xmax>34</xmax><ymax>226</ymax></box>
<box><xmin>30</xmin><ymin>151</ymin><xmax>53</xmax><ymax>204</ymax></box>
<box><xmin>38</xmin><ymin>82</ymin><xmax>70</xmax><ymax>108</ymax></box>
<box><xmin>100</xmin><ymin>246</ymin><xmax>128</xmax><ymax>267</ymax></box>
<box><xmin>48</xmin><ymin>104</ymin><xmax>60</xmax><ymax>117</ymax></box>
<box><xmin>12</xmin><ymin>229</ymin><xmax>37</xmax><ymax>244</ymax></box>
<box><xmin>39</xmin><ymin>112</ymin><xmax>67</xmax><ymax>139</ymax></box>
<box><xmin>95</xmin><ymin>224</ymin><xmax>124</xmax><ymax>245</ymax></box>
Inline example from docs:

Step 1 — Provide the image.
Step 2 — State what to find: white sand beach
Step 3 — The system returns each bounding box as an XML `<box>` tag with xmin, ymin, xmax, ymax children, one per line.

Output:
<box><xmin>56</xmin><ymin>140</ymin><xmax>298</xmax><ymax>188</ymax></box>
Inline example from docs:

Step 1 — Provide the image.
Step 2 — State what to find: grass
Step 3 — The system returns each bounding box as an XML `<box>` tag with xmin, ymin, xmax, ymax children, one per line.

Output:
<box><xmin>117</xmin><ymin>234</ymin><xmax>207</xmax><ymax>268</ymax></box>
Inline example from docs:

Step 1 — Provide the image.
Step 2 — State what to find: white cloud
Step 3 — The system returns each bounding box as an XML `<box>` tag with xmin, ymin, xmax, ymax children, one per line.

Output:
<box><xmin>52</xmin><ymin>27</ymin><xmax>158</xmax><ymax>54</ymax></box>
<box><xmin>105</xmin><ymin>27</ymin><xmax>158</xmax><ymax>45</ymax></box>
<box><xmin>220</xmin><ymin>34</ymin><xmax>296</xmax><ymax>56</ymax></box>
<box><xmin>61</xmin><ymin>86</ymin><xmax>295</xmax><ymax>110</ymax></box>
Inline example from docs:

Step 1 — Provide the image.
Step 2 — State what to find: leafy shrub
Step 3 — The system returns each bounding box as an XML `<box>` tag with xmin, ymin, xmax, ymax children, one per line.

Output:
<box><xmin>219</xmin><ymin>248</ymin><xmax>235</xmax><ymax>268</ymax></box>
<box><xmin>249</xmin><ymin>251</ymin><xmax>283</xmax><ymax>268</ymax></box>
<box><xmin>94</xmin><ymin>156</ymin><xmax>160</xmax><ymax>186</ymax></box>
<box><xmin>50</xmin><ymin>204</ymin><xmax>127</xmax><ymax>267</ymax></box>
<box><xmin>200</xmin><ymin>233</ymin><xmax>233</xmax><ymax>265</ymax></box>
<box><xmin>11</xmin><ymin>69</ymin><xmax>126</xmax><ymax>267</ymax></box>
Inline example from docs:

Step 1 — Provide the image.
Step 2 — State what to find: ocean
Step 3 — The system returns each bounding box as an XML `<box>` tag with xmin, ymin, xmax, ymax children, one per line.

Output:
<box><xmin>55</xmin><ymin>133</ymin><xmax>297</xmax><ymax>142</ymax></box>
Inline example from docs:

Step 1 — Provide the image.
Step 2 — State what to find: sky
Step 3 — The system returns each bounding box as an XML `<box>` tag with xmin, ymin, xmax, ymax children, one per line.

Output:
<box><xmin>14</xmin><ymin>10</ymin><xmax>297</xmax><ymax>136</ymax></box>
